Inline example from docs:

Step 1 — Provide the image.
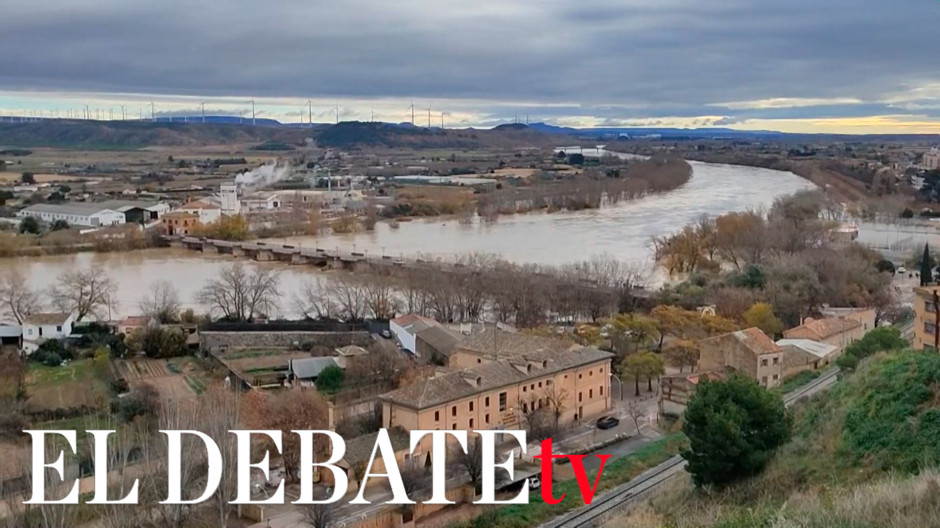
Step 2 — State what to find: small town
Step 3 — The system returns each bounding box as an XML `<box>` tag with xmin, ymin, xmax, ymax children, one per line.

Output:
<box><xmin>3</xmin><ymin>1</ymin><xmax>940</xmax><ymax>527</ymax></box>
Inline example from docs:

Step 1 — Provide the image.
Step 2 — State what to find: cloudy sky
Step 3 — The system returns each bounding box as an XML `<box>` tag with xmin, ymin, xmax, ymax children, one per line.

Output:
<box><xmin>2</xmin><ymin>0</ymin><xmax>940</xmax><ymax>133</ymax></box>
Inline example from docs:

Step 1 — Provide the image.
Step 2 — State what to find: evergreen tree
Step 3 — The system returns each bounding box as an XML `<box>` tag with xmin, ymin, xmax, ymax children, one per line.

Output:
<box><xmin>682</xmin><ymin>375</ymin><xmax>790</xmax><ymax>487</ymax></box>
<box><xmin>921</xmin><ymin>243</ymin><xmax>932</xmax><ymax>286</ymax></box>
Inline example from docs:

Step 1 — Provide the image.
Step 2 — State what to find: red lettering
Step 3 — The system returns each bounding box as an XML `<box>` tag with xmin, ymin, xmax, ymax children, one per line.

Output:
<box><xmin>533</xmin><ymin>438</ymin><xmax>567</xmax><ymax>504</ymax></box>
<box><xmin>567</xmin><ymin>453</ymin><xmax>610</xmax><ymax>505</ymax></box>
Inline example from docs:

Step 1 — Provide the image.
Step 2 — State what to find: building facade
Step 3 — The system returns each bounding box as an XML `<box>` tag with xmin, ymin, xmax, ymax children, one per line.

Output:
<box><xmin>698</xmin><ymin>328</ymin><xmax>785</xmax><ymax>388</ymax></box>
<box><xmin>22</xmin><ymin>313</ymin><xmax>74</xmax><ymax>354</ymax></box>
<box><xmin>379</xmin><ymin>347</ymin><xmax>612</xmax><ymax>461</ymax></box>
<box><xmin>924</xmin><ymin>148</ymin><xmax>940</xmax><ymax>171</ymax></box>
<box><xmin>782</xmin><ymin>315</ymin><xmax>867</xmax><ymax>355</ymax></box>
<box><xmin>177</xmin><ymin>200</ymin><xmax>222</xmax><ymax>224</ymax></box>
<box><xmin>17</xmin><ymin>203</ymin><xmax>125</xmax><ymax>228</ymax></box>
<box><xmin>160</xmin><ymin>211</ymin><xmax>200</xmax><ymax>236</ymax></box>
<box><xmin>914</xmin><ymin>285</ymin><xmax>940</xmax><ymax>350</ymax></box>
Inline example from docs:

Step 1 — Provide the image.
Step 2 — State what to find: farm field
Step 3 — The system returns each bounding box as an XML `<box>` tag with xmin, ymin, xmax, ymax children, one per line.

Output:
<box><xmin>117</xmin><ymin>357</ymin><xmax>208</xmax><ymax>400</ymax></box>
<box><xmin>25</xmin><ymin>359</ymin><xmax>109</xmax><ymax>413</ymax></box>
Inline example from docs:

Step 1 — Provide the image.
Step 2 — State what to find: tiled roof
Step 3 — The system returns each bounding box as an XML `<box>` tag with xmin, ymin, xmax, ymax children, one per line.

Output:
<box><xmin>20</xmin><ymin>203</ymin><xmax>116</xmax><ymax>216</ymax></box>
<box><xmin>342</xmin><ymin>427</ymin><xmax>410</xmax><ymax>466</ymax></box>
<box><xmin>392</xmin><ymin>314</ymin><xmax>438</xmax><ymax>328</ymax></box>
<box><xmin>24</xmin><ymin>312</ymin><xmax>71</xmax><ymax>325</ymax></box>
<box><xmin>731</xmin><ymin>328</ymin><xmax>781</xmax><ymax>355</ymax></box>
<box><xmin>783</xmin><ymin>317</ymin><xmax>861</xmax><ymax>340</ymax></box>
<box><xmin>179</xmin><ymin>200</ymin><xmax>219</xmax><ymax>210</ymax></box>
<box><xmin>455</xmin><ymin>328</ymin><xmax>575</xmax><ymax>362</ymax></box>
<box><xmin>162</xmin><ymin>211</ymin><xmax>199</xmax><ymax>219</ymax></box>
<box><xmin>776</xmin><ymin>339</ymin><xmax>839</xmax><ymax>359</ymax></box>
<box><xmin>120</xmin><ymin>316</ymin><xmax>151</xmax><ymax>327</ymax></box>
<box><xmin>380</xmin><ymin>347</ymin><xmax>612</xmax><ymax>410</ymax></box>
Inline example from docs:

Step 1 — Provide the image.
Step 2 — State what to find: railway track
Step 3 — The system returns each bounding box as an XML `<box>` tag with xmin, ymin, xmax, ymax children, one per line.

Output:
<box><xmin>541</xmin><ymin>367</ymin><xmax>841</xmax><ymax>528</ymax></box>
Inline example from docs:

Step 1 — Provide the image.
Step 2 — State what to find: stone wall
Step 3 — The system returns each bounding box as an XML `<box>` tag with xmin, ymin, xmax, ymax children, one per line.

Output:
<box><xmin>199</xmin><ymin>330</ymin><xmax>373</xmax><ymax>352</ymax></box>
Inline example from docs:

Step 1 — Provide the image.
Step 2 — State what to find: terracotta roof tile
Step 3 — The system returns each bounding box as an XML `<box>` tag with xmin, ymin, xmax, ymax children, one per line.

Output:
<box><xmin>783</xmin><ymin>317</ymin><xmax>861</xmax><ymax>340</ymax></box>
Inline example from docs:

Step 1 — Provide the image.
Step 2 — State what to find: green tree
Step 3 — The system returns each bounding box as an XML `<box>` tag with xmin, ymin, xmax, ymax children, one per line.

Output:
<box><xmin>682</xmin><ymin>375</ymin><xmax>790</xmax><ymax>487</ymax></box>
<box><xmin>621</xmin><ymin>351</ymin><xmax>664</xmax><ymax>396</ymax></box>
<box><xmin>20</xmin><ymin>172</ymin><xmax>35</xmax><ymax>184</ymax></box>
<box><xmin>19</xmin><ymin>216</ymin><xmax>40</xmax><ymax>235</ymax></box>
<box><xmin>316</xmin><ymin>365</ymin><xmax>345</xmax><ymax>394</ymax></box>
<box><xmin>50</xmin><ymin>219</ymin><xmax>70</xmax><ymax>231</ymax></box>
<box><xmin>921</xmin><ymin>243</ymin><xmax>933</xmax><ymax>287</ymax></box>
<box><xmin>743</xmin><ymin>302</ymin><xmax>784</xmax><ymax>337</ymax></box>
<box><xmin>128</xmin><ymin>326</ymin><xmax>188</xmax><ymax>358</ymax></box>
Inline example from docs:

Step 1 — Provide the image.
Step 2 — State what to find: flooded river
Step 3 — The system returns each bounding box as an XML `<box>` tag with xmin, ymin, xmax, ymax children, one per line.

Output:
<box><xmin>2</xmin><ymin>155</ymin><xmax>814</xmax><ymax>318</ymax></box>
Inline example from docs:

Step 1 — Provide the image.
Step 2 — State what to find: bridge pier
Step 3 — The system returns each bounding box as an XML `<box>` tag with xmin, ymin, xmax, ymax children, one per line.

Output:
<box><xmin>201</xmin><ymin>243</ymin><xmax>219</xmax><ymax>254</ymax></box>
<box><xmin>290</xmin><ymin>254</ymin><xmax>310</xmax><ymax>265</ymax></box>
<box><xmin>255</xmin><ymin>250</ymin><xmax>274</xmax><ymax>262</ymax></box>
<box><xmin>232</xmin><ymin>246</ymin><xmax>245</xmax><ymax>257</ymax></box>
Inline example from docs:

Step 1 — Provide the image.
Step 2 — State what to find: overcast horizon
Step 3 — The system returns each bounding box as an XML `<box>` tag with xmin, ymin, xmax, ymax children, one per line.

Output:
<box><xmin>3</xmin><ymin>0</ymin><xmax>940</xmax><ymax>134</ymax></box>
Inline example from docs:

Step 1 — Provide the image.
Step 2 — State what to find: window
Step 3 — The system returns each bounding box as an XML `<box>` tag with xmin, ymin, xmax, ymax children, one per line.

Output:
<box><xmin>530</xmin><ymin>384</ymin><xmax>535</xmax><ymax>390</ymax></box>
<box><xmin>546</xmin><ymin>379</ymin><xmax>552</xmax><ymax>386</ymax></box>
<box><xmin>498</xmin><ymin>392</ymin><xmax>507</xmax><ymax>411</ymax></box>
<box><xmin>469</xmin><ymin>418</ymin><xmax>474</xmax><ymax>428</ymax></box>
<box><xmin>56</xmin><ymin>325</ymin><xmax>62</xmax><ymax>332</ymax></box>
<box><xmin>772</xmin><ymin>374</ymin><xmax>779</xmax><ymax>381</ymax></box>
<box><xmin>578</xmin><ymin>392</ymin><xmax>583</xmax><ymax>402</ymax></box>
<box><xmin>600</xmin><ymin>386</ymin><xmax>604</xmax><ymax>396</ymax></box>
<box><xmin>538</xmin><ymin>381</ymin><xmax>542</xmax><ymax>388</ymax></box>
<box><xmin>485</xmin><ymin>396</ymin><xmax>490</xmax><ymax>407</ymax></box>
<box><xmin>452</xmin><ymin>406</ymin><xmax>457</xmax><ymax>417</ymax></box>
<box><xmin>761</xmin><ymin>376</ymin><xmax>768</xmax><ymax>385</ymax></box>
<box><xmin>590</xmin><ymin>370</ymin><xmax>593</xmax><ymax>377</ymax></box>
<box><xmin>469</xmin><ymin>401</ymin><xmax>474</xmax><ymax>412</ymax></box>
<box><xmin>485</xmin><ymin>414</ymin><xmax>490</xmax><ymax>424</ymax></box>
<box><xmin>523</xmin><ymin>386</ymin><xmax>527</xmax><ymax>393</ymax></box>
<box><xmin>452</xmin><ymin>424</ymin><xmax>457</xmax><ymax>430</ymax></box>
<box><xmin>589</xmin><ymin>389</ymin><xmax>593</xmax><ymax>398</ymax></box>
<box><xmin>477</xmin><ymin>358</ymin><xmax>482</xmax><ymax>363</ymax></box>
<box><xmin>578</xmin><ymin>373</ymin><xmax>582</xmax><ymax>379</ymax></box>
<box><xmin>772</xmin><ymin>357</ymin><xmax>779</xmax><ymax>365</ymax></box>
<box><xmin>927</xmin><ymin>322</ymin><xmax>937</xmax><ymax>335</ymax></box>
<box><xmin>434</xmin><ymin>411</ymin><xmax>440</xmax><ymax>421</ymax></box>
<box><xmin>928</xmin><ymin>301</ymin><xmax>937</xmax><ymax>313</ymax></box>
<box><xmin>761</xmin><ymin>359</ymin><xmax>768</xmax><ymax>366</ymax></box>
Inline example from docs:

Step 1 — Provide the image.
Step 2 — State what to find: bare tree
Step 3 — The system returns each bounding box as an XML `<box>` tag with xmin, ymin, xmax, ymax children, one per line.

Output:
<box><xmin>451</xmin><ymin>435</ymin><xmax>484</xmax><ymax>493</ymax></box>
<box><xmin>293</xmin><ymin>278</ymin><xmax>336</xmax><ymax>320</ymax></box>
<box><xmin>400</xmin><ymin>457</ymin><xmax>427</xmax><ymax>496</ymax></box>
<box><xmin>627</xmin><ymin>403</ymin><xmax>645</xmax><ymax>435</ymax></box>
<box><xmin>139</xmin><ymin>279</ymin><xmax>181</xmax><ymax>323</ymax></box>
<box><xmin>20</xmin><ymin>443</ymin><xmax>79</xmax><ymax>528</ymax></box>
<box><xmin>301</xmin><ymin>502</ymin><xmax>334</xmax><ymax>528</ymax></box>
<box><xmin>0</xmin><ymin>270</ymin><xmax>40</xmax><ymax>324</ymax></box>
<box><xmin>201</xmin><ymin>387</ymin><xmax>241</xmax><ymax>528</ymax></box>
<box><xmin>197</xmin><ymin>263</ymin><xmax>281</xmax><ymax>321</ymax></box>
<box><xmin>324</xmin><ymin>276</ymin><xmax>369</xmax><ymax>321</ymax></box>
<box><xmin>362</xmin><ymin>275</ymin><xmax>399</xmax><ymax>320</ymax></box>
<box><xmin>48</xmin><ymin>269</ymin><xmax>117</xmax><ymax>321</ymax></box>
<box><xmin>542</xmin><ymin>384</ymin><xmax>569</xmax><ymax>430</ymax></box>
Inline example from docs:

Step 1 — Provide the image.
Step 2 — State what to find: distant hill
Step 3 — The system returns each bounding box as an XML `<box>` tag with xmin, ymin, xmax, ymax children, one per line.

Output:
<box><xmin>314</xmin><ymin>121</ymin><xmax>556</xmax><ymax>149</ymax></box>
<box><xmin>0</xmin><ymin>120</ymin><xmax>310</xmax><ymax>149</ymax></box>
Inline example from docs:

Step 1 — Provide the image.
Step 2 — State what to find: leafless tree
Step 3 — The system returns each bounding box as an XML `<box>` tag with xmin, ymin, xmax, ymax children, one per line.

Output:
<box><xmin>301</xmin><ymin>501</ymin><xmax>334</xmax><ymax>528</ymax></box>
<box><xmin>450</xmin><ymin>435</ymin><xmax>484</xmax><ymax>493</ymax></box>
<box><xmin>400</xmin><ymin>457</ymin><xmax>427</xmax><ymax>496</ymax></box>
<box><xmin>139</xmin><ymin>279</ymin><xmax>181</xmax><ymax>323</ymax></box>
<box><xmin>48</xmin><ymin>268</ymin><xmax>117</xmax><ymax>321</ymax></box>
<box><xmin>542</xmin><ymin>384</ymin><xmax>568</xmax><ymax>430</ymax></box>
<box><xmin>0</xmin><ymin>269</ymin><xmax>40</xmax><ymax>324</ymax></box>
<box><xmin>201</xmin><ymin>387</ymin><xmax>241</xmax><ymax>528</ymax></box>
<box><xmin>293</xmin><ymin>278</ymin><xmax>336</xmax><ymax>320</ymax></box>
<box><xmin>362</xmin><ymin>275</ymin><xmax>399</xmax><ymax>319</ymax></box>
<box><xmin>88</xmin><ymin>417</ymin><xmax>149</xmax><ymax>528</ymax></box>
<box><xmin>197</xmin><ymin>262</ymin><xmax>281</xmax><ymax>321</ymax></box>
<box><xmin>143</xmin><ymin>400</ymin><xmax>205</xmax><ymax>528</ymax></box>
<box><xmin>627</xmin><ymin>403</ymin><xmax>645</xmax><ymax>435</ymax></box>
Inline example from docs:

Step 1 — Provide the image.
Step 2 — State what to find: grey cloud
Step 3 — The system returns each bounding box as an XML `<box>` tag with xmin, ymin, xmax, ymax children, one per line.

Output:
<box><xmin>0</xmin><ymin>0</ymin><xmax>938</xmax><ymax>123</ymax></box>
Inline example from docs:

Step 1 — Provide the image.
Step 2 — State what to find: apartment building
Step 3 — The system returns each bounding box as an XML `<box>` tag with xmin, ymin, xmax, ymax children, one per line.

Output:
<box><xmin>914</xmin><ymin>285</ymin><xmax>940</xmax><ymax>350</ymax></box>
<box><xmin>698</xmin><ymin>327</ymin><xmax>784</xmax><ymax>388</ymax></box>
<box><xmin>923</xmin><ymin>148</ymin><xmax>940</xmax><ymax>171</ymax></box>
<box><xmin>379</xmin><ymin>346</ymin><xmax>612</xmax><ymax>462</ymax></box>
<box><xmin>446</xmin><ymin>328</ymin><xmax>577</xmax><ymax>368</ymax></box>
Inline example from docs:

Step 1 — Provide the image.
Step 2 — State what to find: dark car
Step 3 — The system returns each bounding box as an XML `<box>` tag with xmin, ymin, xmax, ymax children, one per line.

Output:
<box><xmin>596</xmin><ymin>416</ymin><xmax>620</xmax><ymax>430</ymax></box>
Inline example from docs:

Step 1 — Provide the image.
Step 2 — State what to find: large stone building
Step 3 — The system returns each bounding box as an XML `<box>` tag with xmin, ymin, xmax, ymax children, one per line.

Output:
<box><xmin>446</xmin><ymin>328</ymin><xmax>577</xmax><ymax>368</ymax></box>
<box><xmin>698</xmin><ymin>327</ymin><xmax>784</xmax><ymax>388</ymax></box>
<box><xmin>923</xmin><ymin>148</ymin><xmax>940</xmax><ymax>171</ymax></box>
<box><xmin>782</xmin><ymin>312</ymin><xmax>870</xmax><ymax>355</ymax></box>
<box><xmin>379</xmin><ymin>346</ymin><xmax>613</xmax><ymax>461</ymax></box>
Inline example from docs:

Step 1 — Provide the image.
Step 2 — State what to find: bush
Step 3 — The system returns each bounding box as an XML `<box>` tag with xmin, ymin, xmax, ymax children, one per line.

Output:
<box><xmin>40</xmin><ymin>352</ymin><xmax>63</xmax><ymax>367</ymax></box>
<box><xmin>111</xmin><ymin>385</ymin><xmax>158</xmax><ymax>422</ymax></box>
<box><xmin>316</xmin><ymin>365</ymin><xmax>345</xmax><ymax>394</ymax></box>
<box><xmin>682</xmin><ymin>374</ymin><xmax>790</xmax><ymax>487</ymax></box>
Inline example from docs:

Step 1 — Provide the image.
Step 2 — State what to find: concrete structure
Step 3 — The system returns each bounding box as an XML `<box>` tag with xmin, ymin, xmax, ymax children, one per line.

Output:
<box><xmin>914</xmin><ymin>285</ymin><xmax>940</xmax><ymax>350</ymax></box>
<box><xmin>220</xmin><ymin>183</ymin><xmax>240</xmax><ymax>215</ymax></box>
<box><xmin>782</xmin><ymin>314</ymin><xmax>867</xmax><ymax>355</ymax></box>
<box><xmin>389</xmin><ymin>314</ymin><xmax>439</xmax><ymax>355</ymax></box>
<box><xmin>17</xmin><ymin>203</ymin><xmax>125</xmax><ymax>228</ymax></box>
<box><xmin>659</xmin><ymin>371</ymin><xmax>724</xmax><ymax>417</ymax></box>
<box><xmin>379</xmin><ymin>346</ymin><xmax>612</xmax><ymax>459</ymax></box>
<box><xmin>177</xmin><ymin>200</ymin><xmax>222</xmax><ymax>224</ymax></box>
<box><xmin>924</xmin><ymin>148</ymin><xmax>940</xmax><ymax>171</ymax></box>
<box><xmin>160</xmin><ymin>211</ymin><xmax>200</xmax><ymax>236</ymax></box>
<box><xmin>22</xmin><ymin>313</ymin><xmax>74</xmax><ymax>354</ymax></box>
<box><xmin>777</xmin><ymin>339</ymin><xmax>839</xmax><ymax>376</ymax></box>
<box><xmin>415</xmin><ymin>325</ymin><xmax>463</xmax><ymax>363</ymax></box>
<box><xmin>241</xmin><ymin>191</ymin><xmax>281</xmax><ymax>211</ymax></box>
<box><xmin>698</xmin><ymin>327</ymin><xmax>784</xmax><ymax>388</ymax></box>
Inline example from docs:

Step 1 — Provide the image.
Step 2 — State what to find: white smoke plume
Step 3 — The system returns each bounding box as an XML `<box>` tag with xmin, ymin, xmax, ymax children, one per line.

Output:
<box><xmin>235</xmin><ymin>163</ymin><xmax>292</xmax><ymax>188</ymax></box>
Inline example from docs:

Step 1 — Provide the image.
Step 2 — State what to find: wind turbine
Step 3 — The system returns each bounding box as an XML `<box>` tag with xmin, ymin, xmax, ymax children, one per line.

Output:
<box><xmin>150</xmin><ymin>101</ymin><xmax>155</xmax><ymax>122</ymax></box>
<box><xmin>307</xmin><ymin>99</ymin><xmax>313</xmax><ymax>126</ymax></box>
<box><xmin>251</xmin><ymin>98</ymin><xmax>256</xmax><ymax>126</ymax></box>
<box><xmin>371</xmin><ymin>106</ymin><xmax>374</xmax><ymax>123</ymax></box>
<box><xmin>441</xmin><ymin>111</ymin><xmax>445</xmax><ymax>129</ymax></box>
<box><xmin>120</xmin><ymin>104</ymin><xmax>126</xmax><ymax>121</ymax></box>
<box><xmin>334</xmin><ymin>102</ymin><xmax>339</xmax><ymax>124</ymax></box>
<box><xmin>427</xmin><ymin>102</ymin><xmax>433</xmax><ymax>128</ymax></box>
<box><xmin>201</xmin><ymin>102</ymin><xmax>206</xmax><ymax>123</ymax></box>
<box><xmin>407</xmin><ymin>99</ymin><xmax>415</xmax><ymax>125</ymax></box>
<box><xmin>109</xmin><ymin>108</ymin><xmax>113</xmax><ymax>121</ymax></box>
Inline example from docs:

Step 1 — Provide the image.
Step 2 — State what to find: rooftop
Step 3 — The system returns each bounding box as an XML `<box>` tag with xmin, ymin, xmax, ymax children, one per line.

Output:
<box><xmin>19</xmin><ymin>203</ymin><xmax>117</xmax><ymax>216</ymax></box>
<box><xmin>415</xmin><ymin>325</ymin><xmax>463</xmax><ymax>357</ymax></box>
<box><xmin>783</xmin><ymin>317</ymin><xmax>861</xmax><ymax>341</ymax></box>
<box><xmin>342</xmin><ymin>427</ymin><xmax>410</xmax><ymax>466</ymax></box>
<box><xmin>776</xmin><ymin>338</ymin><xmax>839</xmax><ymax>359</ymax></box>
<box><xmin>380</xmin><ymin>346</ymin><xmax>612</xmax><ymax>410</ymax></box>
<box><xmin>701</xmin><ymin>327</ymin><xmax>781</xmax><ymax>356</ymax></box>
<box><xmin>289</xmin><ymin>357</ymin><xmax>342</xmax><ymax>380</ymax></box>
<box><xmin>392</xmin><ymin>313</ymin><xmax>439</xmax><ymax>329</ymax></box>
<box><xmin>24</xmin><ymin>312</ymin><xmax>72</xmax><ymax>325</ymax></box>
<box><xmin>179</xmin><ymin>200</ymin><xmax>220</xmax><ymax>210</ymax></box>
<box><xmin>455</xmin><ymin>328</ymin><xmax>575</xmax><ymax>362</ymax></box>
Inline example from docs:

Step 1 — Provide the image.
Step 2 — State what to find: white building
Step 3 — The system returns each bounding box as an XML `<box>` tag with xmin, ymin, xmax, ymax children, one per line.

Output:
<box><xmin>389</xmin><ymin>314</ymin><xmax>440</xmax><ymax>355</ymax></box>
<box><xmin>220</xmin><ymin>183</ymin><xmax>241</xmax><ymax>215</ymax></box>
<box><xmin>924</xmin><ymin>149</ymin><xmax>940</xmax><ymax>171</ymax></box>
<box><xmin>17</xmin><ymin>203</ymin><xmax>126</xmax><ymax>228</ymax></box>
<box><xmin>22</xmin><ymin>313</ymin><xmax>74</xmax><ymax>354</ymax></box>
<box><xmin>177</xmin><ymin>200</ymin><xmax>222</xmax><ymax>224</ymax></box>
<box><xmin>98</xmin><ymin>200</ymin><xmax>170</xmax><ymax>223</ymax></box>
<box><xmin>241</xmin><ymin>191</ymin><xmax>281</xmax><ymax>211</ymax></box>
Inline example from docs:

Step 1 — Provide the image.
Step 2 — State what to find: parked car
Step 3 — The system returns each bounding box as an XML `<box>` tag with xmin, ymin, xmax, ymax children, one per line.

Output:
<box><xmin>896</xmin><ymin>266</ymin><xmax>907</xmax><ymax>274</ymax></box>
<box><xmin>380</xmin><ymin>329</ymin><xmax>392</xmax><ymax>339</ymax></box>
<box><xmin>596</xmin><ymin>416</ymin><xmax>620</xmax><ymax>430</ymax></box>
